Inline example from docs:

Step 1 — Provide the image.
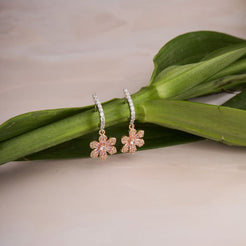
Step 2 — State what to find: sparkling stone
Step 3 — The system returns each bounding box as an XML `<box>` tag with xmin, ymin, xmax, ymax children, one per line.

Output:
<box><xmin>121</xmin><ymin>136</ymin><xmax>128</xmax><ymax>144</ymax></box>
<box><xmin>108</xmin><ymin>146</ymin><xmax>117</xmax><ymax>155</ymax></box>
<box><xmin>129</xmin><ymin>128</ymin><xmax>137</xmax><ymax>135</ymax></box>
<box><xmin>90</xmin><ymin>149</ymin><xmax>99</xmax><ymax>158</ymax></box>
<box><xmin>137</xmin><ymin>130</ymin><xmax>144</xmax><ymax>138</ymax></box>
<box><xmin>136</xmin><ymin>139</ymin><xmax>144</xmax><ymax>147</ymax></box>
<box><xmin>121</xmin><ymin>144</ymin><xmax>129</xmax><ymax>153</ymax></box>
<box><xmin>108</xmin><ymin>137</ymin><xmax>116</xmax><ymax>145</ymax></box>
<box><xmin>100</xmin><ymin>145</ymin><xmax>106</xmax><ymax>151</ymax></box>
<box><xmin>129</xmin><ymin>145</ymin><xmax>137</xmax><ymax>154</ymax></box>
<box><xmin>90</xmin><ymin>140</ymin><xmax>98</xmax><ymax>149</ymax></box>
<box><xmin>99</xmin><ymin>152</ymin><xmax>108</xmax><ymax>161</ymax></box>
<box><xmin>99</xmin><ymin>134</ymin><xmax>107</xmax><ymax>141</ymax></box>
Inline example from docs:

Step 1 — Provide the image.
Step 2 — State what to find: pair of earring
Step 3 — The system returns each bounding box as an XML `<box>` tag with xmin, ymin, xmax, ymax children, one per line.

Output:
<box><xmin>89</xmin><ymin>88</ymin><xmax>145</xmax><ymax>161</ymax></box>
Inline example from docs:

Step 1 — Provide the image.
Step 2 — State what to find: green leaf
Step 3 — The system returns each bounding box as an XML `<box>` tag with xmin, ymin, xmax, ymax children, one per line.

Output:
<box><xmin>176</xmin><ymin>73</ymin><xmax>246</xmax><ymax>99</ymax></box>
<box><xmin>223</xmin><ymin>90</ymin><xmax>246</xmax><ymax>110</ymax></box>
<box><xmin>208</xmin><ymin>58</ymin><xmax>246</xmax><ymax>80</ymax></box>
<box><xmin>0</xmin><ymin>98</ymin><xmax>115</xmax><ymax>142</ymax></box>
<box><xmin>201</xmin><ymin>43</ymin><xmax>246</xmax><ymax>61</ymax></box>
<box><xmin>151</xmin><ymin>45</ymin><xmax>246</xmax><ymax>99</ymax></box>
<box><xmin>150</xmin><ymin>31</ymin><xmax>246</xmax><ymax>84</ymax></box>
<box><xmin>0</xmin><ymin>106</ymin><xmax>91</xmax><ymax>142</ymax></box>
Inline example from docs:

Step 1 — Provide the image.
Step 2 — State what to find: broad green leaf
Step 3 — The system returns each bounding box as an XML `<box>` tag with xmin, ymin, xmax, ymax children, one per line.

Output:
<box><xmin>223</xmin><ymin>90</ymin><xmax>246</xmax><ymax>110</ymax></box>
<box><xmin>0</xmin><ymin>98</ymin><xmax>116</xmax><ymax>142</ymax></box>
<box><xmin>152</xmin><ymin>46</ymin><xmax>246</xmax><ymax>99</ymax></box>
<box><xmin>0</xmin><ymin>106</ymin><xmax>90</xmax><ymax>142</ymax></box>
<box><xmin>208</xmin><ymin>58</ymin><xmax>246</xmax><ymax>80</ymax></box>
<box><xmin>201</xmin><ymin>43</ymin><xmax>246</xmax><ymax>61</ymax></box>
<box><xmin>150</xmin><ymin>31</ymin><xmax>246</xmax><ymax>84</ymax></box>
<box><xmin>153</xmin><ymin>63</ymin><xmax>198</xmax><ymax>84</ymax></box>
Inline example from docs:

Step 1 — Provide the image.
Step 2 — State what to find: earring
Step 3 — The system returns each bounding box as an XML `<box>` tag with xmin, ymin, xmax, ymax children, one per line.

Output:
<box><xmin>89</xmin><ymin>94</ymin><xmax>117</xmax><ymax>160</ymax></box>
<box><xmin>121</xmin><ymin>88</ymin><xmax>144</xmax><ymax>154</ymax></box>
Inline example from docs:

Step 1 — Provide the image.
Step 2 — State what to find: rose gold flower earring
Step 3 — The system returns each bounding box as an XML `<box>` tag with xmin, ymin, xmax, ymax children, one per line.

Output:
<box><xmin>121</xmin><ymin>88</ymin><xmax>144</xmax><ymax>154</ymax></box>
<box><xmin>89</xmin><ymin>94</ymin><xmax>117</xmax><ymax>160</ymax></box>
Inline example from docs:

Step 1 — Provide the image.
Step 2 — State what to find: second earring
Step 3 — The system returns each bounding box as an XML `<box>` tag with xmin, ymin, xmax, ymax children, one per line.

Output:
<box><xmin>121</xmin><ymin>88</ymin><xmax>145</xmax><ymax>154</ymax></box>
<box><xmin>89</xmin><ymin>94</ymin><xmax>117</xmax><ymax>161</ymax></box>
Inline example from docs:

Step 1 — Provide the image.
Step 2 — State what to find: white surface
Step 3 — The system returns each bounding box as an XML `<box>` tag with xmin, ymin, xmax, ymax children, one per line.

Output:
<box><xmin>0</xmin><ymin>0</ymin><xmax>246</xmax><ymax>245</ymax></box>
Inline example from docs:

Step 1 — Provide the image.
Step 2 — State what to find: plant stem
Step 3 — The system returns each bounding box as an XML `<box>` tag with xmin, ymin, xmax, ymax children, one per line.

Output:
<box><xmin>140</xmin><ymin>99</ymin><xmax>246</xmax><ymax>146</ymax></box>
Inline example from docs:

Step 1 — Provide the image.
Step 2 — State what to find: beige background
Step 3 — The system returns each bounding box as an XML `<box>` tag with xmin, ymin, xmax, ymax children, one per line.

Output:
<box><xmin>1</xmin><ymin>0</ymin><xmax>246</xmax><ymax>245</ymax></box>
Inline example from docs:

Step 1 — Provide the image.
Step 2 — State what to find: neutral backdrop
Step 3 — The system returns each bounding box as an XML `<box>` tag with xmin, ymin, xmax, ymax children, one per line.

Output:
<box><xmin>1</xmin><ymin>0</ymin><xmax>246</xmax><ymax>245</ymax></box>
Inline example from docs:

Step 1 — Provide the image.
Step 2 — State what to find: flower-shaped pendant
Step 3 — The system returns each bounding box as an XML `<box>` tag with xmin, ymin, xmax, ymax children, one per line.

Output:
<box><xmin>90</xmin><ymin>133</ymin><xmax>117</xmax><ymax>160</ymax></box>
<box><xmin>121</xmin><ymin>126</ymin><xmax>144</xmax><ymax>153</ymax></box>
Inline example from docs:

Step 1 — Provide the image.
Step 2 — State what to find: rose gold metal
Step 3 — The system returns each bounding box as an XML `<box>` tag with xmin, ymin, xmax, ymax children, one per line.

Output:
<box><xmin>90</xmin><ymin>131</ymin><xmax>117</xmax><ymax>160</ymax></box>
<box><xmin>121</xmin><ymin>125</ymin><xmax>144</xmax><ymax>154</ymax></box>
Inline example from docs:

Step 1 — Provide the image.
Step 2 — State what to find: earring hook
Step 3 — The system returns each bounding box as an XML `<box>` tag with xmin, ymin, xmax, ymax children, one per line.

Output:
<box><xmin>92</xmin><ymin>93</ymin><xmax>105</xmax><ymax>131</ymax></box>
<box><xmin>123</xmin><ymin>88</ymin><xmax>135</xmax><ymax>127</ymax></box>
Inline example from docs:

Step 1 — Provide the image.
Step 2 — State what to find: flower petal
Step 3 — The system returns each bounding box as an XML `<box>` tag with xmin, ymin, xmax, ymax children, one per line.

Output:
<box><xmin>108</xmin><ymin>137</ymin><xmax>116</xmax><ymax>145</ymax></box>
<box><xmin>99</xmin><ymin>150</ymin><xmax>108</xmax><ymax>161</ymax></box>
<box><xmin>129</xmin><ymin>144</ymin><xmax>137</xmax><ymax>154</ymax></box>
<box><xmin>90</xmin><ymin>149</ymin><xmax>99</xmax><ymax>158</ymax></box>
<box><xmin>129</xmin><ymin>128</ymin><xmax>137</xmax><ymax>136</ymax></box>
<box><xmin>99</xmin><ymin>134</ymin><xmax>107</xmax><ymax>142</ymax></box>
<box><xmin>136</xmin><ymin>130</ymin><xmax>144</xmax><ymax>138</ymax></box>
<box><xmin>121</xmin><ymin>136</ymin><xmax>129</xmax><ymax>144</ymax></box>
<box><xmin>121</xmin><ymin>144</ymin><xmax>129</xmax><ymax>153</ymax></box>
<box><xmin>136</xmin><ymin>139</ymin><xmax>144</xmax><ymax>147</ymax></box>
<box><xmin>108</xmin><ymin>146</ymin><xmax>117</xmax><ymax>155</ymax></box>
<box><xmin>89</xmin><ymin>140</ymin><xmax>99</xmax><ymax>149</ymax></box>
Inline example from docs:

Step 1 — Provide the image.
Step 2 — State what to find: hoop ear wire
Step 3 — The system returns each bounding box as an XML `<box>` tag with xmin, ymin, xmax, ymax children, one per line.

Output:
<box><xmin>123</xmin><ymin>88</ymin><xmax>135</xmax><ymax>126</ymax></box>
<box><xmin>92</xmin><ymin>94</ymin><xmax>105</xmax><ymax>131</ymax></box>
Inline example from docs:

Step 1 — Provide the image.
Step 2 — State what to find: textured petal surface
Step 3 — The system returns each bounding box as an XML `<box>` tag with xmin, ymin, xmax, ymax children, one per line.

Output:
<box><xmin>137</xmin><ymin>130</ymin><xmax>144</xmax><ymax>138</ymax></box>
<box><xmin>121</xmin><ymin>144</ymin><xmax>129</xmax><ymax>153</ymax></box>
<box><xmin>129</xmin><ymin>128</ymin><xmax>137</xmax><ymax>136</ymax></box>
<box><xmin>89</xmin><ymin>140</ymin><xmax>99</xmax><ymax>149</ymax></box>
<box><xmin>108</xmin><ymin>146</ymin><xmax>117</xmax><ymax>155</ymax></box>
<box><xmin>121</xmin><ymin>136</ymin><xmax>129</xmax><ymax>144</ymax></box>
<box><xmin>99</xmin><ymin>150</ymin><xmax>108</xmax><ymax>160</ymax></box>
<box><xmin>136</xmin><ymin>139</ymin><xmax>144</xmax><ymax>147</ymax></box>
<box><xmin>90</xmin><ymin>149</ymin><xmax>99</xmax><ymax>158</ymax></box>
<box><xmin>129</xmin><ymin>145</ymin><xmax>137</xmax><ymax>153</ymax></box>
<box><xmin>108</xmin><ymin>137</ymin><xmax>116</xmax><ymax>145</ymax></box>
<box><xmin>99</xmin><ymin>134</ymin><xmax>107</xmax><ymax>142</ymax></box>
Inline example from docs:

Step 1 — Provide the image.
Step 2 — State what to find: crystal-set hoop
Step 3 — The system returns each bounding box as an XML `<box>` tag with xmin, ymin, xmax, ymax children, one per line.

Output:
<box><xmin>89</xmin><ymin>94</ymin><xmax>117</xmax><ymax>160</ymax></box>
<box><xmin>121</xmin><ymin>89</ymin><xmax>144</xmax><ymax>153</ymax></box>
